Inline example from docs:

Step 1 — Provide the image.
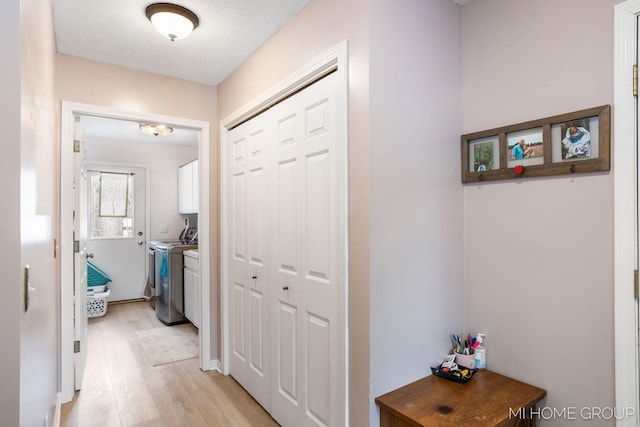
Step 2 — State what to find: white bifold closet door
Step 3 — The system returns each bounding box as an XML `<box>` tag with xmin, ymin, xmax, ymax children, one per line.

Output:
<box><xmin>228</xmin><ymin>71</ymin><xmax>343</xmax><ymax>427</ymax></box>
<box><xmin>229</xmin><ymin>111</ymin><xmax>271</xmax><ymax>411</ymax></box>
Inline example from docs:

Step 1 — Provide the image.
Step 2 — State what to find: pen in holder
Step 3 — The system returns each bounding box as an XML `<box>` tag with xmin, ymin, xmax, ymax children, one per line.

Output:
<box><xmin>451</xmin><ymin>334</ymin><xmax>480</xmax><ymax>369</ymax></box>
<box><xmin>454</xmin><ymin>352</ymin><xmax>476</xmax><ymax>370</ymax></box>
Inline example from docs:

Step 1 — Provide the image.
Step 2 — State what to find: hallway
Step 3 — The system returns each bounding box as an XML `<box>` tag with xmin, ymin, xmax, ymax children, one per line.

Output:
<box><xmin>61</xmin><ymin>301</ymin><xmax>278</xmax><ymax>426</ymax></box>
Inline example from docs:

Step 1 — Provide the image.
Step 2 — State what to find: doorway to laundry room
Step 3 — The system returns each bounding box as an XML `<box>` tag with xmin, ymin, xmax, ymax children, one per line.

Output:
<box><xmin>60</xmin><ymin>102</ymin><xmax>213</xmax><ymax>404</ymax></box>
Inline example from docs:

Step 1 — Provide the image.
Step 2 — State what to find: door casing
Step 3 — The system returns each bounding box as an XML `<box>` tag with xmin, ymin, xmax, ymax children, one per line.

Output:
<box><xmin>614</xmin><ymin>1</ymin><xmax>640</xmax><ymax>424</ymax></box>
<box><xmin>60</xmin><ymin>101</ymin><xmax>212</xmax><ymax>402</ymax></box>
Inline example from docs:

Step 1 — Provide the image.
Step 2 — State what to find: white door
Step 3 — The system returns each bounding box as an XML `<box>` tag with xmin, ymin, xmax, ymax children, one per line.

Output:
<box><xmin>269</xmin><ymin>72</ymin><xmax>342</xmax><ymax>427</ymax></box>
<box><xmin>228</xmin><ymin>113</ymin><xmax>272</xmax><ymax>410</ymax></box>
<box><xmin>636</xmin><ymin>14</ymin><xmax>640</xmax><ymax>411</ymax></box>
<box><xmin>73</xmin><ymin>117</ymin><xmax>89</xmax><ymax>390</ymax></box>
<box><xmin>86</xmin><ymin>165</ymin><xmax>146</xmax><ymax>301</ymax></box>
<box><xmin>227</xmin><ymin>71</ymin><xmax>345</xmax><ymax>426</ymax></box>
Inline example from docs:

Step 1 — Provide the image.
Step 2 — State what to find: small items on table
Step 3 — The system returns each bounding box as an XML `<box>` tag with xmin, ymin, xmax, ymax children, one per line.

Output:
<box><xmin>375</xmin><ymin>369</ymin><xmax>546</xmax><ymax>427</ymax></box>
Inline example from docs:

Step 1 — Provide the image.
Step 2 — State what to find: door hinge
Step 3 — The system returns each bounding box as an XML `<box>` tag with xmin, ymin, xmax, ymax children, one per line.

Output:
<box><xmin>74</xmin><ymin>340</ymin><xmax>80</xmax><ymax>353</ymax></box>
<box><xmin>73</xmin><ymin>140</ymin><xmax>81</xmax><ymax>153</ymax></box>
<box><xmin>74</xmin><ymin>240</ymin><xmax>80</xmax><ymax>253</ymax></box>
<box><xmin>634</xmin><ymin>270</ymin><xmax>639</xmax><ymax>300</ymax></box>
<box><xmin>633</xmin><ymin>65</ymin><xmax>638</xmax><ymax>96</ymax></box>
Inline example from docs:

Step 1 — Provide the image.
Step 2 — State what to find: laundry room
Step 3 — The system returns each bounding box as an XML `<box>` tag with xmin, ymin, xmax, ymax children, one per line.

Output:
<box><xmin>81</xmin><ymin>115</ymin><xmax>200</xmax><ymax>327</ymax></box>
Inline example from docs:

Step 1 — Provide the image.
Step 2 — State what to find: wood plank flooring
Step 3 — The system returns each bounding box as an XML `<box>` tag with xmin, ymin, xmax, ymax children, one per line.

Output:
<box><xmin>61</xmin><ymin>301</ymin><xmax>279</xmax><ymax>427</ymax></box>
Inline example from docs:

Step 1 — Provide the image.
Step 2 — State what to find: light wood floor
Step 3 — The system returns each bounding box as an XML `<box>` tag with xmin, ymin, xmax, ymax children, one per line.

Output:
<box><xmin>61</xmin><ymin>301</ymin><xmax>279</xmax><ymax>427</ymax></box>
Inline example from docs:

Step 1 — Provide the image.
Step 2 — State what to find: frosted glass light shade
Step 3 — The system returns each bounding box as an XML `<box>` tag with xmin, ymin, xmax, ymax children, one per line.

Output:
<box><xmin>139</xmin><ymin>123</ymin><xmax>173</xmax><ymax>136</ymax></box>
<box><xmin>145</xmin><ymin>3</ymin><xmax>199</xmax><ymax>41</ymax></box>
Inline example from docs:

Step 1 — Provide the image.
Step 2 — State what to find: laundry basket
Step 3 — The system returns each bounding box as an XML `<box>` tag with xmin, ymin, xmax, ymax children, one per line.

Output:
<box><xmin>87</xmin><ymin>261</ymin><xmax>112</xmax><ymax>293</ymax></box>
<box><xmin>87</xmin><ymin>261</ymin><xmax>112</xmax><ymax>318</ymax></box>
<box><xmin>87</xmin><ymin>289</ymin><xmax>111</xmax><ymax>318</ymax></box>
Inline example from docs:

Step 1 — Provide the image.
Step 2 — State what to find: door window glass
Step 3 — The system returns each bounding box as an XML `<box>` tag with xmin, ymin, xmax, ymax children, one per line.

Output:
<box><xmin>88</xmin><ymin>171</ymin><xmax>134</xmax><ymax>239</ymax></box>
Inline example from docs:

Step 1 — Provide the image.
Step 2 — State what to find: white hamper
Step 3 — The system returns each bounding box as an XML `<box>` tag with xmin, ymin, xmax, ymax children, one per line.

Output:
<box><xmin>87</xmin><ymin>289</ymin><xmax>111</xmax><ymax>318</ymax></box>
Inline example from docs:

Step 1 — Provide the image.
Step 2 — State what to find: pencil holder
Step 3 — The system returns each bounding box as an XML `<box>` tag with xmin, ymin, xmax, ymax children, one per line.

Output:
<box><xmin>455</xmin><ymin>352</ymin><xmax>475</xmax><ymax>370</ymax></box>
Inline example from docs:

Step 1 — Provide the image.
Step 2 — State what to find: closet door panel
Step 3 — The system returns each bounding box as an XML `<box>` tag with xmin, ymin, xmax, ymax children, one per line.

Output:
<box><xmin>305</xmin><ymin>313</ymin><xmax>330</xmax><ymax>426</ymax></box>
<box><xmin>249</xmin><ymin>289</ymin><xmax>265</xmax><ymax>375</ymax></box>
<box><xmin>304</xmin><ymin>151</ymin><xmax>330</xmax><ymax>282</ymax></box>
<box><xmin>270</xmin><ymin>94</ymin><xmax>304</xmax><ymax>427</ymax></box>
<box><xmin>230</xmin><ymin>280</ymin><xmax>248</xmax><ymax>390</ymax></box>
<box><xmin>249</xmin><ymin>167</ymin><xmax>265</xmax><ymax>267</ymax></box>
<box><xmin>231</xmin><ymin>172</ymin><xmax>246</xmax><ymax>261</ymax></box>
<box><xmin>276</xmin><ymin>301</ymin><xmax>298</xmax><ymax>403</ymax></box>
<box><xmin>298</xmin><ymin>73</ymin><xmax>340</xmax><ymax>427</ymax></box>
<box><xmin>276</xmin><ymin>159</ymin><xmax>298</xmax><ymax>275</ymax></box>
<box><xmin>228</xmin><ymin>114</ymin><xmax>272</xmax><ymax>412</ymax></box>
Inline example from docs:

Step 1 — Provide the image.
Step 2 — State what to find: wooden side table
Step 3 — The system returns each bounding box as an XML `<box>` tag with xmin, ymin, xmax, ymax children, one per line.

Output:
<box><xmin>375</xmin><ymin>370</ymin><xmax>546</xmax><ymax>427</ymax></box>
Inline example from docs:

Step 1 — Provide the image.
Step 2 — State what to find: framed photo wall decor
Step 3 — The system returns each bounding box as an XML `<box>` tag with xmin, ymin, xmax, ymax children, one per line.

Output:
<box><xmin>461</xmin><ymin>105</ymin><xmax>610</xmax><ymax>183</ymax></box>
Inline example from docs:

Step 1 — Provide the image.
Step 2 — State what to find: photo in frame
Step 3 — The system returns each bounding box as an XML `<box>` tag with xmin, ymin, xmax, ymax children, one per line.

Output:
<box><xmin>506</xmin><ymin>128</ymin><xmax>544</xmax><ymax>168</ymax></box>
<box><xmin>551</xmin><ymin>116</ymin><xmax>600</xmax><ymax>163</ymax></box>
<box><xmin>468</xmin><ymin>136</ymin><xmax>499</xmax><ymax>172</ymax></box>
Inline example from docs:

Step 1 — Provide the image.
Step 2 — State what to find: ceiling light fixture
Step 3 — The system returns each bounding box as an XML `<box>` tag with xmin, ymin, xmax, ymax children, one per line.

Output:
<box><xmin>139</xmin><ymin>123</ymin><xmax>173</xmax><ymax>136</ymax></box>
<box><xmin>145</xmin><ymin>3</ymin><xmax>199</xmax><ymax>41</ymax></box>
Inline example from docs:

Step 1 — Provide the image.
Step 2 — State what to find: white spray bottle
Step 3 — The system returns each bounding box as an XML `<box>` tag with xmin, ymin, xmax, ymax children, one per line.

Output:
<box><xmin>474</xmin><ymin>333</ymin><xmax>486</xmax><ymax>369</ymax></box>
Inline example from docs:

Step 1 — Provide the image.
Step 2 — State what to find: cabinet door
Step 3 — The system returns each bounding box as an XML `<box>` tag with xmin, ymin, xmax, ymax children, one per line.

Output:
<box><xmin>184</xmin><ymin>255</ymin><xmax>199</xmax><ymax>327</ymax></box>
<box><xmin>184</xmin><ymin>266</ymin><xmax>194</xmax><ymax>323</ymax></box>
<box><xmin>178</xmin><ymin>162</ymin><xmax>193</xmax><ymax>214</ymax></box>
<box><xmin>192</xmin><ymin>160</ymin><xmax>199</xmax><ymax>214</ymax></box>
<box><xmin>192</xmin><ymin>269</ymin><xmax>200</xmax><ymax>328</ymax></box>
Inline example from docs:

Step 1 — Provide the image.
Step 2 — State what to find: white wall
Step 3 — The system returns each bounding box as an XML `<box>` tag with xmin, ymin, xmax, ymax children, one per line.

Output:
<box><xmin>462</xmin><ymin>1</ymin><xmax>617</xmax><ymax>425</ymax></box>
<box><xmin>0</xmin><ymin>0</ymin><xmax>24</xmax><ymax>425</ymax></box>
<box><xmin>19</xmin><ymin>0</ymin><xmax>59</xmax><ymax>425</ymax></box>
<box><xmin>86</xmin><ymin>138</ymin><xmax>198</xmax><ymax>240</ymax></box>
<box><xmin>369</xmin><ymin>0</ymin><xmax>464</xmax><ymax>424</ymax></box>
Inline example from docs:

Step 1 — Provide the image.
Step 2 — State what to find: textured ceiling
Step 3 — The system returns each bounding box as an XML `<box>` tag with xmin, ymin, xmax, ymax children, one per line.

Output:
<box><xmin>55</xmin><ymin>0</ymin><xmax>467</xmax><ymax>142</ymax></box>
<box><xmin>53</xmin><ymin>0</ymin><xmax>310</xmax><ymax>142</ymax></box>
<box><xmin>51</xmin><ymin>0</ymin><xmax>311</xmax><ymax>86</ymax></box>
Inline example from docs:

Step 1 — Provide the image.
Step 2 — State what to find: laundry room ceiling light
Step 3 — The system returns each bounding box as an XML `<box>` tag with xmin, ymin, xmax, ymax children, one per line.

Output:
<box><xmin>145</xmin><ymin>3</ymin><xmax>199</xmax><ymax>41</ymax></box>
<box><xmin>139</xmin><ymin>123</ymin><xmax>173</xmax><ymax>136</ymax></box>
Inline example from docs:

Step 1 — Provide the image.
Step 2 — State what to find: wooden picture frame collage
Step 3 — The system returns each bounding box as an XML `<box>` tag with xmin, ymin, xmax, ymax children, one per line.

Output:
<box><xmin>461</xmin><ymin>105</ymin><xmax>610</xmax><ymax>183</ymax></box>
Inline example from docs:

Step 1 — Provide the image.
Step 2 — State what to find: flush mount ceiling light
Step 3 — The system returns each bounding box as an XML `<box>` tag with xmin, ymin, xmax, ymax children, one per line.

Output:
<box><xmin>145</xmin><ymin>3</ymin><xmax>199</xmax><ymax>41</ymax></box>
<box><xmin>139</xmin><ymin>123</ymin><xmax>173</xmax><ymax>136</ymax></box>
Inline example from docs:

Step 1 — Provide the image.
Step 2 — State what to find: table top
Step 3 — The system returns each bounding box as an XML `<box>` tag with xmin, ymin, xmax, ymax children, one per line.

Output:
<box><xmin>375</xmin><ymin>369</ymin><xmax>546</xmax><ymax>426</ymax></box>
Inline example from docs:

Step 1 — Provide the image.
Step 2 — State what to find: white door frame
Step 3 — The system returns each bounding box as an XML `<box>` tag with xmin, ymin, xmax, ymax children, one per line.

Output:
<box><xmin>220</xmin><ymin>41</ymin><xmax>349</xmax><ymax>424</ymax></box>
<box><xmin>60</xmin><ymin>101</ymin><xmax>212</xmax><ymax>402</ymax></box>
<box><xmin>614</xmin><ymin>2</ymin><xmax>640</xmax><ymax>424</ymax></box>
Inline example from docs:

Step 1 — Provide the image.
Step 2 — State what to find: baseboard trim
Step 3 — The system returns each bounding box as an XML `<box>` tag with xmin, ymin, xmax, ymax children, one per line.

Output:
<box><xmin>206</xmin><ymin>359</ymin><xmax>221</xmax><ymax>373</ymax></box>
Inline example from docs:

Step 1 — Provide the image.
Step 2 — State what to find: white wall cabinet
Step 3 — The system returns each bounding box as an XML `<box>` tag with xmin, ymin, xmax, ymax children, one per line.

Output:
<box><xmin>178</xmin><ymin>159</ymin><xmax>199</xmax><ymax>214</ymax></box>
<box><xmin>183</xmin><ymin>251</ymin><xmax>199</xmax><ymax>328</ymax></box>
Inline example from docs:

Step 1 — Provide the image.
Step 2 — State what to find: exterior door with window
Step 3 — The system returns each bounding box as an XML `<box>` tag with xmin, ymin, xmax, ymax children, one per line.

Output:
<box><xmin>87</xmin><ymin>165</ymin><xmax>146</xmax><ymax>301</ymax></box>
